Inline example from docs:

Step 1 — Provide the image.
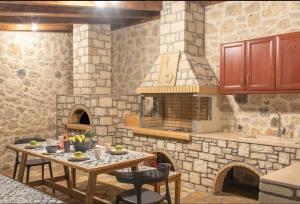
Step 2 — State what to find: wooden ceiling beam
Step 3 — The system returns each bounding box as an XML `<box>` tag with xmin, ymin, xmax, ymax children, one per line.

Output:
<box><xmin>0</xmin><ymin>11</ymin><xmax>154</xmax><ymax>20</ymax></box>
<box><xmin>0</xmin><ymin>1</ymin><xmax>162</xmax><ymax>11</ymax></box>
<box><xmin>0</xmin><ymin>16</ymin><xmax>136</xmax><ymax>25</ymax></box>
<box><xmin>0</xmin><ymin>23</ymin><xmax>72</xmax><ymax>32</ymax></box>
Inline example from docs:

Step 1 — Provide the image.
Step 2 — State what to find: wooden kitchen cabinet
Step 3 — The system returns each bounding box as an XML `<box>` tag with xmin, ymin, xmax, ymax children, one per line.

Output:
<box><xmin>219</xmin><ymin>31</ymin><xmax>300</xmax><ymax>94</ymax></box>
<box><xmin>276</xmin><ymin>32</ymin><xmax>300</xmax><ymax>90</ymax></box>
<box><xmin>246</xmin><ymin>36</ymin><xmax>276</xmax><ymax>91</ymax></box>
<box><xmin>220</xmin><ymin>42</ymin><xmax>246</xmax><ymax>92</ymax></box>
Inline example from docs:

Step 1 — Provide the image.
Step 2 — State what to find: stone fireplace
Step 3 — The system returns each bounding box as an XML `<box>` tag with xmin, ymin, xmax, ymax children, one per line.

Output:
<box><xmin>56</xmin><ymin>24</ymin><xmax>115</xmax><ymax>143</ymax></box>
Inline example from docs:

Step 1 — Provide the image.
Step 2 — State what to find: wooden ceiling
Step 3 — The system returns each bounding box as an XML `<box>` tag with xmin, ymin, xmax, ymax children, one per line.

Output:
<box><xmin>0</xmin><ymin>1</ymin><xmax>223</xmax><ymax>32</ymax></box>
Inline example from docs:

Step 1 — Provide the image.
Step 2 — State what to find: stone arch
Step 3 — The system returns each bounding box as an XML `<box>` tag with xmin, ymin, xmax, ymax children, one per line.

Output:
<box><xmin>68</xmin><ymin>104</ymin><xmax>93</xmax><ymax>125</ymax></box>
<box><xmin>149</xmin><ymin>149</ymin><xmax>179</xmax><ymax>171</ymax></box>
<box><xmin>212</xmin><ymin>162</ymin><xmax>263</xmax><ymax>194</ymax></box>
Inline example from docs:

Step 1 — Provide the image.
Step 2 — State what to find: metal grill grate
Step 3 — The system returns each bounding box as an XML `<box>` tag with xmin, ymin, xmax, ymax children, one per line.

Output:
<box><xmin>142</xmin><ymin>94</ymin><xmax>211</xmax><ymax>132</ymax></box>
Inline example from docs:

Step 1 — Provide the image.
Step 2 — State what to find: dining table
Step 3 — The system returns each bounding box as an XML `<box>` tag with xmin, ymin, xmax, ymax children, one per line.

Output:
<box><xmin>7</xmin><ymin>143</ymin><xmax>156</xmax><ymax>204</ymax></box>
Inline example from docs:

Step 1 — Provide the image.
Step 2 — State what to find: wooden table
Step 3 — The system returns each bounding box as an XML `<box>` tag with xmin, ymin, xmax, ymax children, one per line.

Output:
<box><xmin>7</xmin><ymin>144</ymin><xmax>156</xmax><ymax>204</ymax></box>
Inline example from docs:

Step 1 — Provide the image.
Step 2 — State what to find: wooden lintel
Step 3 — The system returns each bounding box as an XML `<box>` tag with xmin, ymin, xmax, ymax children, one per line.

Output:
<box><xmin>136</xmin><ymin>85</ymin><xmax>218</xmax><ymax>94</ymax></box>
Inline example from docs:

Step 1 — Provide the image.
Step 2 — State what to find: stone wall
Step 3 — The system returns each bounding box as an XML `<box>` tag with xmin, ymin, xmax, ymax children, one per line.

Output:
<box><xmin>205</xmin><ymin>1</ymin><xmax>300</xmax><ymax>136</ymax></box>
<box><xmin>0</xmin><ymin>32</ymin><xmax>72</xmax><ymax>168</ymax></box>
<box><xmin>119</xmin><ymin>129</ymin><xmax>300</xmax><ymax>191</ymax></box>
<box><xmin>112</xmin><ymin>20</ymin><xmax>160</xmax><ymax>96</ymax></box>
<box><xmin>73</xmin><ymin>24</ymin><xmax>111</xmax><ymax>95</ymax></box>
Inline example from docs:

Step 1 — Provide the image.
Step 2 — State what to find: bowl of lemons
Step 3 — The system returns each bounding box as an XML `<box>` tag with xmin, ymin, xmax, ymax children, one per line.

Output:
<box><xmin>69</xmin><ymin>135</ymin><xmax>92</xmax><ymax>153</ymax></box>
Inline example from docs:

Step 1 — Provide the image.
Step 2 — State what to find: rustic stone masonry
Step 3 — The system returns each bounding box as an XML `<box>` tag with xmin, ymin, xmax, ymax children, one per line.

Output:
<box><xmin>117</xmin><ymin>128</ymin><xmax>300</xmax><ymax>192</ymax></box>
<box><xmin>0</xmin><ymin>32</ymin><xmax>72</xmax><ymax>168</ymax></box>
<box><xmin>160</xmin><ymin>1</ymin><xmax>204</xmax><ymax>55</ymax></box>
<box><xmin>56</xmin><ymin>95</ymin><xmax>140</xmax><ymax>144</ymax></box>
<box><xmin>112</xmin><ymin>20</ymin><xmax>160</xmax><ymax>96</ymax></box>
<box><xmin>73</xmin><ymin>24</ymin><xmax>111</xmax><ymax>95</ymax></box>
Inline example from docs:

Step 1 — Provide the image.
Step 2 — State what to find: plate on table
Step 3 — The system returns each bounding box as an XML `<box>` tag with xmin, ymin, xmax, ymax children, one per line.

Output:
<box><xmin>68</xmin><ymin>153</ymin><xmax>89</xmax><ymax>161</ymax></box>
<box><xmin>42</xmin><ymin>150</ymin><xmax>63</xmax><ymax>155</ymax></box>
<box><xmin>25</xmin><ymin>144</ymin><xmax>43</xmax><ymax>149</ymax></box>
<box><xmin>108</xmin><ymin>149</ymin><xmax>128</xmax><ymax>155</ymax></box>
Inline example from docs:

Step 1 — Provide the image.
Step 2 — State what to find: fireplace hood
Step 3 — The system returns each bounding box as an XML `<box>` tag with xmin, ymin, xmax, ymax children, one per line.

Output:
<box><xmin>136</xmin><ymin>1</ymin><xmax>218</xmax><ymax>95</ymax></box>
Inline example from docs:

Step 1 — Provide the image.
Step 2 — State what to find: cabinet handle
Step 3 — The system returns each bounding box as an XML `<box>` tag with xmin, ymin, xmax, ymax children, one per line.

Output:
<box><xmin>247</xmin><ymin>75</ymin><xmax>250</xmax><ymax>85</ymax></box>
<box><xmin>241</xmin><ymin>75</ymin><xmax>245</xmax><ymax>86</ymax></box>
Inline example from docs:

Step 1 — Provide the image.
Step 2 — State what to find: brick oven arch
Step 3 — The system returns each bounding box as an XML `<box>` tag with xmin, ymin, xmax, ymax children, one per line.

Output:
<box><xmin>212</xmin><ymin>162</ymin><xmax>263</xmax><ymax>194</ymax></box>
<box><xmin>68</xmin><ymin>104</ymin><xmax>93</xmax><ymax>125</ymax></box>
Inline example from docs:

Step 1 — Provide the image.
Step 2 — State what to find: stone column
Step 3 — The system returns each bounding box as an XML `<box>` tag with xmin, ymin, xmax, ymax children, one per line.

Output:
<box><xmin>73</xmin><ymin>24</ymin><xmax>111</xmax><ymax>95</ymax></box>
<box><xmin>160</xmin><ymin>1</ymin><xmax>205</xmax><ymax>56</ymax></box>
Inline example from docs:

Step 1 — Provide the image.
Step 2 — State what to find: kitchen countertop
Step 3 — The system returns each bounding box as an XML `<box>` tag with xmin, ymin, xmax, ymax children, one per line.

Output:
<box><xmin>260</xmin><ymin>162</ymin><xmax>300</xmax><ymax>189</ymax></box>
<box><xmin>124</xmin><ymin>126</ymin><xmax>300</xmax><ymax>148</ymax></box>
<box><xmin>191</xmin><ymin>132</ymin><xmax>300</xmax><ymax>148</ymax></box>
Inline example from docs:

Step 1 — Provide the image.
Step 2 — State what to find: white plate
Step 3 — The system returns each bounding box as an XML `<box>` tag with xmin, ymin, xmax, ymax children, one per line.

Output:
<box><xmin>25</xmin><ymin>144</ymin><xmax>43</xmax><ymax>149</ymax></box>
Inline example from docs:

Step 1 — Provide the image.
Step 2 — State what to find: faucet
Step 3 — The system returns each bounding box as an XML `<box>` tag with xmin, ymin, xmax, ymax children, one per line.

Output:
<box><xmin>269</xmin><ymin>111</ymin><xmax>286</xmax><ymax>137</ymax></box>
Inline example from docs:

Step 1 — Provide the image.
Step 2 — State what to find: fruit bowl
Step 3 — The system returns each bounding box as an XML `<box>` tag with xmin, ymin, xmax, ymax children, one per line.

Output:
<box><xmin>73</xmin><ymin>141</ymin><xmax>92</xmax><ymax>152</ymax></box>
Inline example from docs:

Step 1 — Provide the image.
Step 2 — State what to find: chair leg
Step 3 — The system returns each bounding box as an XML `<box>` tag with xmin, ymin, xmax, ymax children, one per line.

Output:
<box><xmin>115</xmin><ymin>194</ymin><xmax>120</xmax><ymax>204</ymax></box>
<box><xmin>48</xmin><ymin>163</ymin><xmax>55</xmax><ymax>194</ymax></box>
<box><xmin>13</xmin><ymin>162</ymin><xmax>18</xmax><ymax>179</ymax></box>
<box><xmin>26</xmin><ymin>167</ymin><xmax>30</xmax><ymax>183</ymax></box>
<box><xmin>42</xmin><ymin>164</ymin><xmax>45</xmax><ymax>180</ymax></box>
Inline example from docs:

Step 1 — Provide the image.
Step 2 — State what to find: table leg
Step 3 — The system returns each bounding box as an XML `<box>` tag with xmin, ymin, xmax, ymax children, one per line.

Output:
<box><xmin>175</xmin><ymin>176</ymin><xmax>181</xmax><ymax>204</ymax></box>
<box><xmin>63</xmin><ymin>166</ymin><xmax>73</xmax><ymax>189</ymax></box>
<box><xmin>17</xmin><ymin>153</ymin><xmax>28</xmax><ymax>182</ymax></box>
<box><xmin>84</xmin><ymin>172</ymin><xmax>97</xmax><ymax>204</ymax></box>
<box><xmin>71</xmin><ymin>168</ymin><xmax>76</xmax><ymax>188</ymax></box>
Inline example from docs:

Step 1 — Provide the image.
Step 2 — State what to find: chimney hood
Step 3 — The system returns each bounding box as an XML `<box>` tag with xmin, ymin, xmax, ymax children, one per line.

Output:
<box><xmin>136</xmin><ymin>1</ymin><xmax>218</xmax><ymax>95</ymax></box>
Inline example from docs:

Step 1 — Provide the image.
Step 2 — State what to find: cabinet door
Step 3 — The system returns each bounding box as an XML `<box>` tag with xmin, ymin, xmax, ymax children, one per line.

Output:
<box><xmin>220</xmin><ymin>42</ymin><xmax>246</xmax><ymax>92</ymax></box>
<box><xmin>276</xmin><ymin>32</ymin><xmax>300</xmax><ymax>90</ymax></box>
<box><xmin>246</xmin><ymin>37</ymin><xmax>276</xmax><ymax>91</ymax></box>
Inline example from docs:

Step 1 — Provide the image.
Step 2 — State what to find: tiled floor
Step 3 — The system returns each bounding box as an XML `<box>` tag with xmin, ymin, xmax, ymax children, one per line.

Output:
<box><xmin>1</xmin><ymin>165</ymin><xmax>258</xmax><ymax>203</ymax></box>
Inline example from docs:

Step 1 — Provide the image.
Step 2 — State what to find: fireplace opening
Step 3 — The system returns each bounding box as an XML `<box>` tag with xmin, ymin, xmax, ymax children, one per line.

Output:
<box><xmin>71</xmin><ymin>109</ymin><xmax>90</xmax><ymax>125</ymax></box>
<box><xmin>79</xmin><ymin>111</ymin><xmax>90</xmax><ymax>124</ymax></box>
<box><xmin>213</xmin><ymin>163</ymin><xmax>262</xmax><ymax>201</ymax></box>
<box><xmin>65</xmin><ymin>105</ymin><xmax>93</xmax><ymax>132</ymax></box>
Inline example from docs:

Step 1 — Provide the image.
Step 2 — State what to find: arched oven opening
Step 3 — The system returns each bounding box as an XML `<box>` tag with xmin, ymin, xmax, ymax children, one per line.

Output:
<box><xmin>71</xmin><ymin>109</ymin><xmax>90</xmax><ymax>125</ymax></box>
<box><xmin>65</xmin><ymin>105</ymin><xmax>93</xmax><ymax>133</ymax></box>
<box><xmin>213</xmin><ymin>163</ymin><xmax>262</xmax><ymax>200</ymax></box>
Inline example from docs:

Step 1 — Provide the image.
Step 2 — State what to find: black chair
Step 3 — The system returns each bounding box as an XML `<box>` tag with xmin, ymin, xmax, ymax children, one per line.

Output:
<box><xmin>13</xmin><ymin>137</ymin><xmax>54</xmax><ymax>186</ymax></box>
<box><xmin>115</xmin><ymin>163</ymin><xmax>172</xmax><ymax>204</ymax></box>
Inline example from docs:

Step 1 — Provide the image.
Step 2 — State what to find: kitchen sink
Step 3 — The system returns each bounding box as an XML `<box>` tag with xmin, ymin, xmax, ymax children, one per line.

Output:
<box><xmin>240</xmin><ymin>135</ymin><xmax>300</xmax><ymax>144</ymax></box>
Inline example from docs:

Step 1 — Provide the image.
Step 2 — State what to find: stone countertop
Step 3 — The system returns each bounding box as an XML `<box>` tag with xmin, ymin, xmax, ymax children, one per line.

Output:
<box><xmin>192</xmin><ymin>132</ymin><xmax>300</xmax><ymax>148</ymax></box>
<box><xmin>260</xmin><ymin>162</ymin><xmax>300</xmax><ymax>189</ymax></box>
<box><xmin>125</xmin><ymin>126</ymin><xmax>300</xmax><ymax>148</ymax></box>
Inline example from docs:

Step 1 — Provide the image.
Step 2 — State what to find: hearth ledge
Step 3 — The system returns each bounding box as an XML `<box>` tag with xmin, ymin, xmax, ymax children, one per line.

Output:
<box><xmin>128</xmin><ymin>127</ymin><xmax>191</xmax><ymax>141</ymax></box>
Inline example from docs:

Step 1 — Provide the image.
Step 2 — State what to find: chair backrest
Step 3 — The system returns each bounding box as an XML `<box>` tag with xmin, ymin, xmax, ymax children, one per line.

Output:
<box><xmin>14</xmin><ymin>137</ymin><xmax>46</xmax><ymax>144</ymax></box>
<box><xmin>116</xmin><ymin>163</ymin><xmax>171</xmax><ymax>186</ymax></box>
